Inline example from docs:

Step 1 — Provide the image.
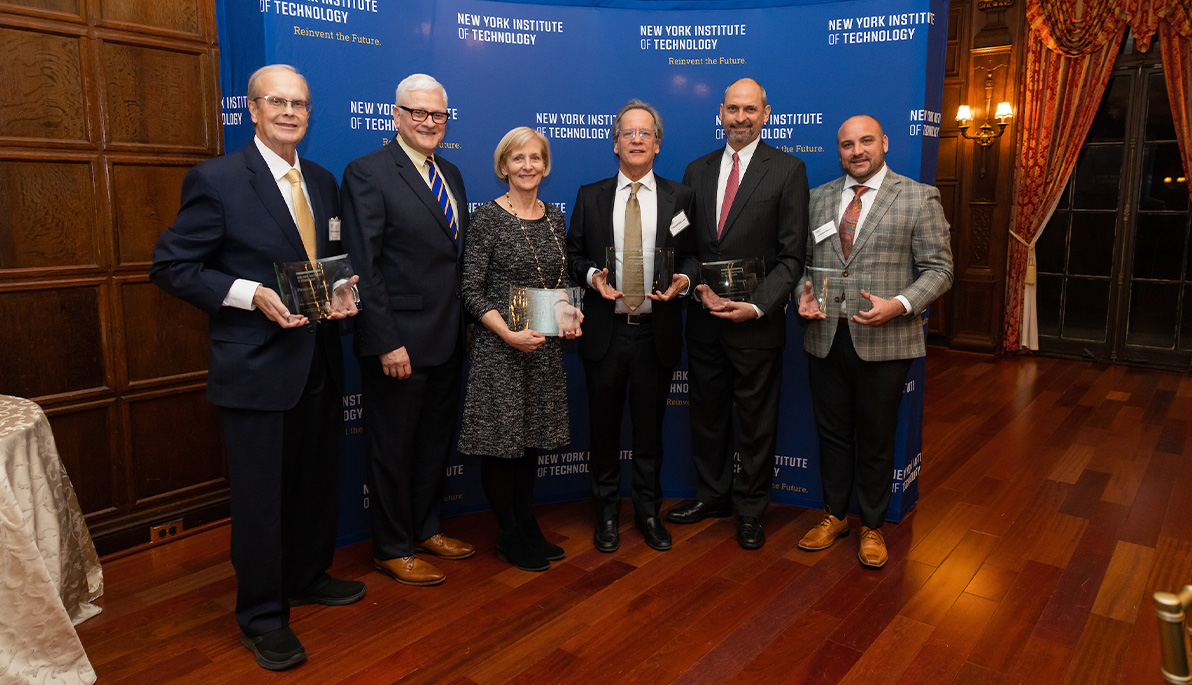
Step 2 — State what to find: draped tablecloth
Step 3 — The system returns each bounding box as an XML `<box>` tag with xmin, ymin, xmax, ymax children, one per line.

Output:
<box><xmin>0</xmin><ymin>395</ymin><xmax>102</xmax><ymax>684</ymax></box>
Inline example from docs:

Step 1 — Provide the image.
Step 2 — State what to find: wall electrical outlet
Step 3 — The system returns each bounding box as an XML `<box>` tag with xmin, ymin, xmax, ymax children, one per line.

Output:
<box><xmin>149</xmin><ymin>518</ymin><xmax>183</xmax><ymax>543</ymax></box>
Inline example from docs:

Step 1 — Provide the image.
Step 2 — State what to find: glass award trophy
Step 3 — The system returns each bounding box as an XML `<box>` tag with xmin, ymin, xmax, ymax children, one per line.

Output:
<box><xmin>806</xmin><ymin>266</ymin><xmax>872</xmax><ymax>315</ymax></box>
<box><xmin>508</xmin><ymin>285</ymin><xmax>583</xmax><ymax>337</ymax></box>
<box><xmin>699</xmin><ymin>258</ymin><xmax>764</xmax><ymax>305</ymax></box>
<box><xmin>274</xmin><ymin>253</ymin><xmax>361</xmax><ymax>322</ymax></box>
<box><xmin>604</xmin><ymin>247</ymin><xmax>675</xmax><ymax>297</ymax></box>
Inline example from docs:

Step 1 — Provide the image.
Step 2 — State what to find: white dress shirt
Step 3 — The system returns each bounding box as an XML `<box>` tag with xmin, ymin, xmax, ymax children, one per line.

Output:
<box><xmin>836</xmin><ymin>163</ymin><xmax>911</xmax><ymax>315</ymax></box>
<box><xmin>396</xmin><ymin>134</ymin><xmax>460</xmax><ymax>224</ymax></box>
<box><xmin>222</xmin><ymin>137</ymin><xmax>315</xmax><ymax>310</ymax></box>
<box><xmin>715</xmin><ymin>138</ymin><xmax>764</xmax><ymax>318</ymax></box>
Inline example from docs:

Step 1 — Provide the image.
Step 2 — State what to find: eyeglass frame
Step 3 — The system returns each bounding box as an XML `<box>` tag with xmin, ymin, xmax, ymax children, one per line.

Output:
<box><xmin>618</xmin><ymin>128</ymin><xmax>656</xmax><ymax>141</ymax></box>
<box><xmin>398</xmin><ymin>105</ymin><xmax>450</xmax><ymax>124</ymax></box>
<box><xmin>252</xmin><ymin>95</ymin><xmax>312</xmax><ymax>113</ymax></box>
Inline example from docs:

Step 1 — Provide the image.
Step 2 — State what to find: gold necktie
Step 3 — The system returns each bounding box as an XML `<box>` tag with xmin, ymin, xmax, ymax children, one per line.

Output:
<box><xmin>623</xmin><ymin>182</ymin><xmax>645</xmax><ymax>311</ymax></box>
<box><xmin>283</xmin><ymin>168</ymin><xmax>317</xmax><ymax>262</ymax></box>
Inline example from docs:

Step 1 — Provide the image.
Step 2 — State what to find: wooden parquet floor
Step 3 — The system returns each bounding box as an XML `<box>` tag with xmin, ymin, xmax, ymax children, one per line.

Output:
<box><xmin>77</xmin><ymin>349</ymin><xmax>1192</xmax><ymax>684</ymax></box>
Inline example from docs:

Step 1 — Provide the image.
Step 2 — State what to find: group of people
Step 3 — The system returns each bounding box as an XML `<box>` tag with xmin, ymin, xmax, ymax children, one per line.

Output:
<box><xmin>150</xmin><ymin>65</ymin><xmax>953</xmax><ymax>671</ymax></box>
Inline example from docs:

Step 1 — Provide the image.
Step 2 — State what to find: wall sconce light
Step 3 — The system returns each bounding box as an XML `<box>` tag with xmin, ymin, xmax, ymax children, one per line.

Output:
<box><xmin>956</xmin><ymin>66</ymin><xmax>1013</xmax><ymax>177</ymax></box>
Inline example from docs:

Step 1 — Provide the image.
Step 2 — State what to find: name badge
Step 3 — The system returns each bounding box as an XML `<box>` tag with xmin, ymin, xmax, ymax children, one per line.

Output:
<box><xmin>812</xmin><ymin>220</ymin><xmax>836</xmax><ymax>244</ymax></box>
<box><xmin>669</xmin><ymin>210</ymin><xmax>690</xmax><ymax>236</ymax></box>
<box><xmin>329</xmin><ymin>217</ymin><xmax>341</xmax><ymax>241</ymax></box>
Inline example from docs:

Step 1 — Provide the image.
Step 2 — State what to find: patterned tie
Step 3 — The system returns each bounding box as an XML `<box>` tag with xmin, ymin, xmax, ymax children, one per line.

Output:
<box><xmin>623</xmin><ymin>182</ymin><xmax>645</xmax><ymax>311</ymax></box>
<box><xmin>426</xmin><ymin>156</ymin><xmax>458</xmax><ymax>244</ymax></box>
<box><xmin>283</xmin><ymin>168</ymin><xmax>317</xmax><ymax>261</ymax></box>
<box><xmin>717</xmin><ymin>152</ymin><xmax>740</xmax><ymax>239</ymax></box>
<box><xmin>839</xmin><ymin>185</ymin><xmax>869</xmax><ymax>259</ymax></box>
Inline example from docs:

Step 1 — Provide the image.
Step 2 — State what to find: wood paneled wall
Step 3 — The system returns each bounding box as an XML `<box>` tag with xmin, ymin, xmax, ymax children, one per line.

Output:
<box><xmin>933</xmin><ymin>0</ymin><xmax>1024</xmax><ymax>351</ymax></box>
<box><xmin>0</xmin><ymin>0</ymin><xmax>226</xmax><ymax>554</ymax></box>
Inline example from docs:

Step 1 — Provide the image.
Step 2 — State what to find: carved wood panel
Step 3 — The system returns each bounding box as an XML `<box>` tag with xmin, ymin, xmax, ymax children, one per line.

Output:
<box><xmin>119</xmin><ymin>279</ymin><xmax>210</xmax><ymax>384</ymax></box>
<box><xmin>0</xmin><ymin>159</ymin><xmax>97</xmax><ymax>269</ymax></box>
<box><xmin>0</xmin><ymin>0</ymin><xmax>80</xmax><ymax>17</ymax></box>
<box><xmin>111</xmin><ymin>162</ymin><xmax>189</xmax><ymax>264</ymax></box>
<box><xmin>46</xmin><ymin>402</ymin><xmax>118</xmax><ymax>517</ymax></box>
<box><xmin>0</xmin><ymin>27</ymin><xmax>86</xmax><ymax>143</ymax></box>
<box><xmin>98</xmin><ymin>0</ymin><xmax>200</xmax><ymax>36</ymax></box>
<box><xmin>0</xmin><ymin>284</ymin><xmax>107</xmax><ymax>398</ymax></box>
<box><xmin>126</xmin><ymin>389</ymin><xmax>224</xmax><ymax>502</ymax></box>
<box><xmin>101</xmin><ymin>41</ymin><xmax>207</xmax><ymax>148</ymax></box>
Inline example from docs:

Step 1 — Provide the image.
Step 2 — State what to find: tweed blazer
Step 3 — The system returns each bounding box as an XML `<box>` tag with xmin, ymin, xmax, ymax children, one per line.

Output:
<box><xmin>802</xmin><ymin>168</ymin><xmax>953</xmax><ymax>362</ymax></box>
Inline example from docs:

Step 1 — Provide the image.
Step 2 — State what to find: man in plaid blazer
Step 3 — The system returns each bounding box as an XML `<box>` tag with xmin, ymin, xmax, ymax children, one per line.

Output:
<box><xmin>795</xmin><ymin>115</ymin><xmax>952</xmax><ymax>569</ymax></box>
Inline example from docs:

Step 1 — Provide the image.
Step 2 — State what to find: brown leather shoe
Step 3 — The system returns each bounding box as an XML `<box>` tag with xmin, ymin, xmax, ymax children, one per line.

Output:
<box><xmin>373</xmin><ymin>555</ymin><xmax>445</xmax><ymax>586</ymax></box>
<box><xmin>798</xmin><ymin>513</ymin><xmax>849</xmax><ymax>551</ymax></box>
<box><xmin>415</xmin><ymin>533</ymin><xmax>475</xmax><ymax>560</ymax></box>
<box><xmin>858</xmin><ymin>526</ymin><xmax>888</xmax><ymax>568</ymax></box>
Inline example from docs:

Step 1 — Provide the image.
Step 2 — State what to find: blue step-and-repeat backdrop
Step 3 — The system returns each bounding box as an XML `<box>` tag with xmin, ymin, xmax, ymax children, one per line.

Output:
<box><xmin>214</xmin><ymin>0</ymin><xmax>947</xmax><ymax>545</ymax></box>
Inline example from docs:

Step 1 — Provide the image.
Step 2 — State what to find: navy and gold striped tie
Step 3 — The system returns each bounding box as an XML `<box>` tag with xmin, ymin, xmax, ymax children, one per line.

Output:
<box><xmin>426</xmin><ymin>156</ymin><xmax>458</xmax><ymax>244</ymax></box>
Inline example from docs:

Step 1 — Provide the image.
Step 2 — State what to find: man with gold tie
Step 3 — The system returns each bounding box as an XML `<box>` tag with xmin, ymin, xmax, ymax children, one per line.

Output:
<box><xmin>566</xmin><ymin>100</ymin><xmax>694</xmax><ymax>553</ymax></box>
<box><xmin>151</xmin><ymin>64</ymin><xmax>364</xmax><ymax>671</ymax></box>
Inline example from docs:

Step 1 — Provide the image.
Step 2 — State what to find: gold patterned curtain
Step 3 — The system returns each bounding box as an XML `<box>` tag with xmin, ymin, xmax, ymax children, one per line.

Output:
<box><xmin>1004</xmin><ymin>0</ymin><xmax>1192</xmax><ymax>352</ymax></box>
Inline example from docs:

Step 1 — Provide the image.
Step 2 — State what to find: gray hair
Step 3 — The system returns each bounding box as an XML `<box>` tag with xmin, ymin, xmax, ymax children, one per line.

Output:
<box><xmin>247</xmin><ymin>64</ymin><xmax>309</xmax><ymax>101</ymax></box>
<box><xmin>395</xmin><ymin>73</ymin><xmax>448</xmax><ymax>108</ymax></box>
<box><xmin>611</xmin><ymin>99</ymin><xmax>663</xmax><ymax>143</ymax></box>
<box><xmin>723</xmin><ymin>78</ymin><xmax>768</xmax><ymax>108</ymax></box>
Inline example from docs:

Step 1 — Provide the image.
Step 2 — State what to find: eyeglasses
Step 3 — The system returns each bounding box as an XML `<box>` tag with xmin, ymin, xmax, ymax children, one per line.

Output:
<box><xmin>399</xmin><ymin>106</ymin><xmax>449</xmax><ymax>124</ymax></box>
<box><xmin>619</xmin><ymin>129</ymin><xmax>655</xmax><ymax>141</ymax></box>
<box><xmin>253</xmin><ymin>96</ymin><xmax>312</xmax><ymax>113</ymax></box>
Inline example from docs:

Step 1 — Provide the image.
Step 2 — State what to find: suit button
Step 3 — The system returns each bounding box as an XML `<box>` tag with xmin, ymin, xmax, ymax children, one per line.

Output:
<box><xmin>842</xmin><ymin>270</ymin><xmax>849</xmax><ymax>277</ymax></box>
<box><xmin>306</xmin><ymin>323</ymin><xmax>316</xmax><ymax>333</ymax></box>
<box><xmin>833</xmin><ymin>297</ymin><xmax>840</xmax><ymax>303</ymax></box>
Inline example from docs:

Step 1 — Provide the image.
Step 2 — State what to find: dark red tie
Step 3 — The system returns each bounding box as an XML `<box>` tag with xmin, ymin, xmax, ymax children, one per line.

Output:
<box><xmin>717</xmin><ymin>152</ymin><xmax>740</xmax><ymax>239</ymax></box>
<box><xmin>839</xmin><ymin>185</ymin><xmax>868</xmax><ymax>259</ymax></box>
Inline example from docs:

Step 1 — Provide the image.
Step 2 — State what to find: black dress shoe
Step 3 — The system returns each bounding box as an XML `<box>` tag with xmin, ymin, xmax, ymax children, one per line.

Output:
<box><xmin>593</xmin><ymin>519</ymin><xmax>619</xmax><ymax>553</ymax></box>
<box><xmin>665</xmin><ymin>500</ymin><xmax>732</xmax><ymax>524</ymax></box>
<box><xmin>522</xmin><ymin>517</ymin><xmax>566</xmax><ymax>561</ymax></box>
<box><xmin>289</xmin><ymin>577</ymin><xmax>367</xmax><ymax>606</ymax></box>
<box><xmin>496</xmin><ymin>526</ymin><xmax>550</xmax><ymax>572</ymax></box>
<box><xmin>635</xmin><ymin>516</ymin><xmax>672</xmax><ymax>551</ymax></box>
<box><xmin>240</xmin><ymin>627</ymin><xmax>306</xmax><ymax>671</ymax></box>
<box><xmin>737</xmin><ymin>516</ymin><xmax>766</xmax><ymax>550</ymax></box>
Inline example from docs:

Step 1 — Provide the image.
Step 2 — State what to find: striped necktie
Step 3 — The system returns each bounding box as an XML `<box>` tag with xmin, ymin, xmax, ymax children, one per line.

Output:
<box><xmin>426</xmin><ymin>156</ymin><xmax>458</xmax><ymax>244</ymax></box>
<box><xmin>717</xmin><ymin>152</ymin><xmax>740</xmax><ymax>239</ymax></box>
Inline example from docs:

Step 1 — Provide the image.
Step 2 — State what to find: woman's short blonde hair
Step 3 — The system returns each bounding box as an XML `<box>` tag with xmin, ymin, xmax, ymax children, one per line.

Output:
<box><xmin>493</xmin><ymin>127</ymin><xmax>551</xmax><ymax>182</ymax></box>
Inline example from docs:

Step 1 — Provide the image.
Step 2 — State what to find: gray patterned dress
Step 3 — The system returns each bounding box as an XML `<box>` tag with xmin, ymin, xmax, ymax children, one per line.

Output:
<box><xmin>457</xmin><ymin>200</ymin><xmax>572</xmax><ymax>458</ymax></box>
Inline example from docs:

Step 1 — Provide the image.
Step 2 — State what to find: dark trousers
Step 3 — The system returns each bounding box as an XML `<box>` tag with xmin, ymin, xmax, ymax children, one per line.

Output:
<box><xmin>687</xmin><ymin>337</ymin><xmax>783</xmax><ymax>518</ymax></box>
<box><xmin>582</xmin><ymin>319</ymin><xmax>674</xmax><ymax>522</ymax></box>
<box><xmin>222</xmin><ymin>341</ymin><xmax>342</xmax><ymax>637</ymax></box>
<box><xmin>807</xmin><ymin>323</ymin><xmax>912</xmax><ymax>529</ymax></box>
<box><xmin>361</xmin><ymin>344</ymin><xmax>463</xmax><ymax>559</ymax></box>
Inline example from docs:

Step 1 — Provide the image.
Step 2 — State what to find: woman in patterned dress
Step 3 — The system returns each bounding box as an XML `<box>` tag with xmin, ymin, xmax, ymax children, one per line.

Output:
<box><xmin>458</xmin><ymin>127</ymin><xmax>582</xmax><ymax>571</ymax></box>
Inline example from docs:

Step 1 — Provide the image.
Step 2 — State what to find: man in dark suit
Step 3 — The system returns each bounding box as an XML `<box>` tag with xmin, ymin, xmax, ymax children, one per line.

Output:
<box><xmin>566</xmin><ymin>100</ymin><xmax>694</xmax><ymax>553</ymax></box>
<box><xmin>151</xmin><ymin>64</ymin><xmax>365</xmax><ymax>671</ymax></box>
<box><xmin>665</xmin><ymin>78</ymin><xmax>809</xmax><ymax>550</ymax></box>
<box><xmin>341</xmin><ymin>73</ymin><xmax>474</xmax><ymax>587</ymax></box>
<box><xmin>796</xmin><ymin>115</ymin><xmax>952</xmax><ymax>568</ymax></box>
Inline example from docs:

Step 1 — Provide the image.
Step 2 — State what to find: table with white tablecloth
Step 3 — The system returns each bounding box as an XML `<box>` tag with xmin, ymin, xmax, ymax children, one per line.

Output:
<box><xmin>0</xmin><ymin>395</ymin><xmax>103</xmax><ymax>684</ymax></box>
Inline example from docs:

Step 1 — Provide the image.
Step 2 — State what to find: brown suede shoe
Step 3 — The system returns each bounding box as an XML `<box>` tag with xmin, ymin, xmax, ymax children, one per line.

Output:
<box><xmin>373</xmin><ymin>555</ymin><xmax>446</xmax><ymax>586</ymax></box>
<box><xmin>858</xmin><ymin>526</ymin><xmax>888</xmax><ymax>568</ymax></box>
<box><xmin>798</xmin><ymin>513</ymin><xmax>849</xmax><ymax>551</ymax></box>
<box><xmin>415</xmin><ymin>533</ymin><xmax>475</xmax><ymax>560</ymax></box>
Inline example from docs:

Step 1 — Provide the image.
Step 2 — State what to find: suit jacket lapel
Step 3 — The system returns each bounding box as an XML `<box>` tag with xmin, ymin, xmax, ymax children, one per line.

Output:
<box><xmin>654</xmin><ymin>177</ymin><xmax>675</xmax><ymax>246</ymax></box>
<box><xmin>848</xmin><ymin>171</ymin><xmax>902</xmax><ymax>263</ymax></box>
<box><xmin>387</xmin><ymin>142</ymin><xmax>456</xmax><ymax>247</ymax></box>
<box><xmin>245</xmin><ymin>144</ymin><xmax>308</xmax><ymax>261</ymax></box>
<box><xmin>302</xmin><ymin>162</ymin><xmax>330</xmax><ymax>257</ymax></box>
<box><xmin>818</xmin><ymin>176</ymin><xmax>847</xmax><ymax>266</ymax></box>
<box><xmin>597</xmin><ymin>177</ymin><xmax>616</xmax><ymax>249</ymax></box>
<box><xmin>699</xmin><ymin>155</ymin><xmax>720</xmax><ymax>243</ymax></box>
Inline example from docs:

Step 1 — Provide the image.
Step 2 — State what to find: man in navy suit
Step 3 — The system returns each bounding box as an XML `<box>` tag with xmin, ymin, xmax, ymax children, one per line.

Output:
<box><xmin>665</xmin><ymin>78</ymin><xmax>809</xmax><ymax>550</ymax></box>
<box><xmin>151</xmin><ymin>64</ymin><xmax>365</xmax><ymax>671</ymax></box>
<box><xmin>566</xmin><ymin>100</ymin><xmax>694</xmax><ymax>553</ymax></box>
<box><xmin>341</xmin><ymin>73</ymin><xmax>474</xmax><ymax>587</ymax></box>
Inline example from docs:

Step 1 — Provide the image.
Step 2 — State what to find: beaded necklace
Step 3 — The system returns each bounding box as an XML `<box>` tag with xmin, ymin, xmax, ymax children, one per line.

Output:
<box><xmin>505</xmin><ymin>193</ymin><xmax>565</xmax><ymax>288</ymax></box>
